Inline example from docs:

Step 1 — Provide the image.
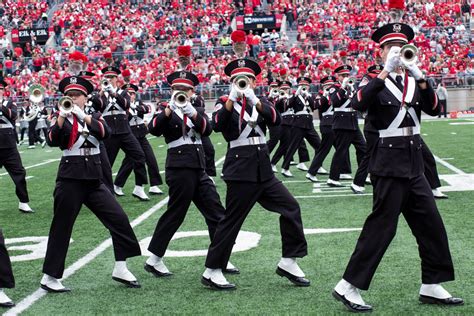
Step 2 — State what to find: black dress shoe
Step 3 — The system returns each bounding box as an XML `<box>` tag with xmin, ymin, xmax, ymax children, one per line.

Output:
<box><xmin>223</xmin><ymin>267</ymin><xmax>240</xmax><ymax>275</ymax></box>
<box><xmin>40</xmin><ymin>283</ymin><xmax>71</xmax><ymax>293</ymax></box>
<box><xmin>332</xmin><ymin>290</ymin><xmax>373</xmax><ymax>313</ymax></box>
<box><xmin>275</xmin><ymin>267</ymin><xmax>310</xmax><ymax>287</ymax></box>
<box><xmin>201</xmin><ymin>277</ymin><xmax>236</xmax><ymax>290</ymax></box>
<box><xmin>144</xmin><ymin>264</ymin><xmax>173</xmax><ymax>277</ymax></box>
<box><xmin>419</xmin><ymin>295</ymin><xmax>464</xmax><ymax>306</ymax></box>
<box><xmin>112</xmin><ymin>277</ymin><xmax>141</xmax><ymax>288</ymax></box>
<box><xmin>0</xmin><ymin>301</ymin><xmax>15</xmax><ymax>308</ymax></box>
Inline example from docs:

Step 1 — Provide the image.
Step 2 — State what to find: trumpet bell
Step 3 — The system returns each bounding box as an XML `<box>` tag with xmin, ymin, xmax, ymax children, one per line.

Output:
<box><xmin>400</xmin><ymin>44</ymin><xmax>418</xmax><ymax>66</ymax></box>
<box><xmin>29</xmin><ymin>84</ymin><xmax>45</xmax><ymax>104</ymax></box>
<box><xmin>173</xmin><ymin>91</ymin><xmax>189</xmax><ymax>108</ymax></box>
<box><xmin>234</xmin><ymin>75</ymin><xmax>250</xmax><ymax>93</ymax></box>
<box><xmin>59</xmin><ymin>96</ymin><xmax>74</xmax><ymax>114</ymax></box>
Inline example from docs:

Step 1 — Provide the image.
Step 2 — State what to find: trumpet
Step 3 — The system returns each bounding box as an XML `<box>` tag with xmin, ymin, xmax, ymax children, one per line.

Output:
<box><xmin>59</xmin><ymin>96</ymin><xmax>74</xmax><ymax>114</ymax></box>
<box><xmin>270</xmin><ymin>88</ymin><xmax>279</xmax><ymax>98</ymax></box>
<box><xmin>347</xmin><ymin>77</ymin><xmax>356</xmax><ymax>86</ymax></box>
<box><xmin>400</xmin><ymin>44</ymin><xmax>418</xmax><ymax>66</ymax></box>
<box><xmin>173</xmin><ymin>91</ymin><xmax>189</xmax><ymax>108</ymax></box>
<box><xmin>234</xmin><ymin>75</ymin><xmax>250</xmax><ymax>93</ymax></box>
<box><xmin>279</xmin><ymin>90</ymin><xmax>289</xmax><ymax>99</ymax></box>
<box><xmin>101</xmin><ymin>78</ymin><xmax>113</xmax><ymax>92</ymax></box>
<box><xmin>29</xmin><ymin>84</ymin><xmax>45</xmax><ymax>104</ymax></box>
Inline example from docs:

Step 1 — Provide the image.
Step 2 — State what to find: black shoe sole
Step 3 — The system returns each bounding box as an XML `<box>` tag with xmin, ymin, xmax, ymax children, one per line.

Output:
<box><xmin>40</xmin><ymin>284</ymin><xmax>71</xmax><ymax>293</ymax></box>
<box><xmin>419</xmin><ymin>295</ymin><xmax>464</xmax><ymax>306</ymax></box>
<box><xmin>0</xmin><ymin>302</ymin><xmax>15</xmax><ymax>308</ymax></box>
<box><xmin>144</xmin><ymin>264</ymin><xmax>173</xmax><ymax>277</ymax></box>
<box><xmin>201</xmin><ymin>277</ymin><xmax>236</xmax><ymax>291</ymax></box>
<box><xmin>132</xmin><ymin>194</ymin><xmax>149</xmax><ymax>201</ymax></box>
<box><xmin>19</xmin><ymin>209</ymin><xmax>35</xmax><ymax>213</ymax></box>
<box><xmin>149</xmin><ymin>192</ymin><xmax>164</xmax><ymax>195</ymax></box>
<box><xmin>332</xmin><ymin>290</ymin><xmax>373</xmax><ymax>313</ymax></box>
<box><xmin>112</xmin><ymin>276</ymin><xmax>141</xmax><ymax>288</ymax></box>
<box><xmin>223</xmin><ymin>268</ymin><xmax>240</xmax><ymax>275</ymax></box>
<box><xmin>275</xmin><ymin>267</ymin><xmax>310</xmax><ymax>287</ymax></box>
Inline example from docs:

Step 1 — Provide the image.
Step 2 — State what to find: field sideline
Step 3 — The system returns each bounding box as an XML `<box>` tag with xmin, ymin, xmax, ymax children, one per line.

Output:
<box><xmin>0</xmin><ymin>118</ymin><xmax>473</xmax><ymax>315</ymax></box>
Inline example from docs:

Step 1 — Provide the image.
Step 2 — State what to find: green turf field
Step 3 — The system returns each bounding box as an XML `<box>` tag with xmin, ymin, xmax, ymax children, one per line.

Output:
<box><xmin>1</xmin><ymin>118</ymin><xmax>473</xmax><ymax>315</ymax></box>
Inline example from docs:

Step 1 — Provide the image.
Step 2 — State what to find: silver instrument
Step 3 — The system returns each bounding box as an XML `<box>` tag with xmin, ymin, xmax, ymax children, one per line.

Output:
<box><xmin>270</xmin><ymin>88</ymin><xmax>279</xmax><ymax>98</ymax></box>
<box><xmin>173</xmin><ymin>91</ymin><xmax>189</xmax><ymax>108</ymax></box>
<box><xmin>347</xmin><ymin>77</ymin><xmax>356</xmax><ymax>87</ymax></box>
<box><xmin>101</xmin><ymin>78</ymin><xmax>113</xmax><ymax>92</ymax></box>
<box><xmin>400</xmin><ymin>44</ymin><xmax>418</xmax><ymax>66</ymax></box>
<box><xmin>28</xmin><ymin>84</ymin><xmax>45</xmax><ymax>104</ymax></box>
<box><xmin>58</xmin><ymin>96</ymin><xmax>74</xmax><ymax>114</ymax></box>
<box><xmin>234</xmin><ymin>75</ymin><xmax>250</xmax><ymax>93</ymax></box>
<box><xmin>279</xmin><ymin>90</ymin><xmax>289</xmax><ymax>99</ymax></box>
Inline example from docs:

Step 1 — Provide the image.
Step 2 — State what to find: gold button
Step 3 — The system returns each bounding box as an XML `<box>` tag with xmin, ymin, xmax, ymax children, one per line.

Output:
<box><xmin>410</xmin><ymin>140</ymin><xmax>413</xmax><ymax>145</ymax></box>
<box><xmin>235</xmin><ymin>154</ymin><xmax>239</xmax><ymax>158</ymax></box>
<box><xmin>389</xmin><ymin>144</ymin><xmax>392</xmax><ymax>147</ymax></box>
<box><xmin>197</xmin><ymin>148</ymin><xmax>199</xmax><ymax>151</ymax></box>
<box><xmin>178</xmin><ymin>151</ymin><xmax>181</xmax><ymax>154</ymax></box>
<box><xmin>85</xmin><ymin>158</ymin><xmax>88</xmax><ymax>161</ymax></box>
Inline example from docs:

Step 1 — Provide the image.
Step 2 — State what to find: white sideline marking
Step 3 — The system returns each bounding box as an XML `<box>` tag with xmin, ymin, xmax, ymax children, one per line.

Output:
<box><xmin>4</xmin><ymin>197</ymin><xmax>170</xmax><ymax>316</ymax></box>
<box><xmin>304</xmin><ymin>228</ymin><xmax>361</xmax><ymax>234</ymax></box>
<box><xmin>449</xmin><ymin>122</ymin><xmax>474</xmax><ymax>125</ymax></box>
<box><xmin>450</xmin><ymin>132</ymin><xmax>457</xmax><ymax>135</ymax></box>
<box><xmin>18</xmin><ymin>151</ymin><xmax>24</xmax><ymax>154</ymax></box>
<box><xmin>214</xmin><ymin>156</ymin><xmax>225</xmax><ymax>166</ymax></box>
<box><xmin>158</xmin><ymin>145</ymin><xmax>164</xmax><ymax>148</ymax></box>
<box><xmin>440</xmin><ymin>158</ymin><xmax>454</xmax><ymax>160</ymax></box>
<box><xmin>0</xmin><ymin>159</ymin><xmax>60</xmax><ymax>176</ymax></box>
<box><xmin>25</xmin><ymin>176</ymin><xmax>34</xmax><ymax>180</ymax></box>
<box><xmin>112</xmin><ymin>172</ymin><xmax>118</xmax><ymax>176</ymax></box>
<box><xmin>295</xmin><ymin>193</ymin><xmax>372</xmax><ymax>198</ymax></box>
<box><xmin>433</xmin><ymin>155</ymin><xmax>466</xmax><ymax>175</ymax></box>
<box><xmin>439</xmin><ymin>174</ymin><xmax>474</xmax><ymax>192</ymax></box>
<box><xmin>312</xmin><ymin>189</ymin><xmax>351</xmax><ymax>194</ymax></box>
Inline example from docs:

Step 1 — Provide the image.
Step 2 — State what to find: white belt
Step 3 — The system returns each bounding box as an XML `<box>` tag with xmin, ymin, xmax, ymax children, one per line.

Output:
<box><xmin>103</xmin><ymin>110</ymin><xmax>126</xmax><ymax>117</ymax></box>
<box><xmin>229</xmin><ymin>136</ymin><xmax>266</xmax><ymax>148</ymax></box>
<box><xmin>379</xmin><ymin>126</ymin><xmax>420</xmax><ymax>138</ymax></box>
<box><xmin>130</xmin><ymin>120</ymin><xmax>144</xmax><ymax>127</ymax></box>
<box><xmin>0</xmin><ymin>123</ymin><xmax>13</xmax><ymax>129</ymax></box>
<box><xmin>294</xmin><ymin>110</ymin><xmax>311</xmax><ymax>116</ymax></box>
<box><xmin>167</xmin><ymin>137</ymin><xmax>202</xmax><ymax>149</ymax></box>
<box><xmin>62</xmin><ymin>147</ymin><xmax>101</xmax><ymax>157</ymax></box>
<box><xmin>334</xmin><ymin>108</ymin><xmax>354</xmax><ymax>112</ymax></box>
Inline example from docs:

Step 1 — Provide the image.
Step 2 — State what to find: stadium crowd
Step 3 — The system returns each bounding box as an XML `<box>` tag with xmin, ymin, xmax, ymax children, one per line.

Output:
<box><xmin>0</xmin><ymin>0</ymin><xmax>472</xmax><ymax>102</ymax></box>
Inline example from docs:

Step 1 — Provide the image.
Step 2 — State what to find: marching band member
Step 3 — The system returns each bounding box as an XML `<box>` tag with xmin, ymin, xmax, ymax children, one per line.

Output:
<box><xmin>333</xmin><ymin>23</ymin><xmax>463</xmax><ymax>312</ymax></box>
<box><xmin>266</xmin><ymin>79</ymin><xmax>282</xmax><ymax>154</ymax></box>
<box><xmin>0</xmin><ymin>229</ymin><xmax>15</xmax><ymax>308</ymax></box>
<box><xmin>202</xmin><ymin>58</ymin><xmax>309</xmax><ymax>290</ymax></box>
<box><xmin>145</xmin><ymin>71</ymin><xmax>237</xmax><ymax>277</ymax></box>
<box><xmin>0</xmin><ymin>79</ymin><xmax>33</xmax><ymax>213</ymax></box>
<box><xmin>41</xmin><ymin>76</ymin><xmax>141</xmax><ymax>292</ymax></box>
<box><xmin>280</xmin><ymin>77</ymin><xmax>321</xmax><ymax>177</ymax></box>
<box><xmin>327</xmin><ymin>65</ymin><xmax>367</xmax><ymax>187</ymax></box>
<box><xmin>90</xmin><ymin>67</ymin><xmax>149</xmax><ymax>201</ymax></box>
<box><xmin>26</xmin><ymin>102</ymin><xmax>44</xmax><ymax>149</ymax></box>
<box><xmin>114</xmin><ymin>84</ymin><xmax>163</xmax><ymax>196</ymax></box>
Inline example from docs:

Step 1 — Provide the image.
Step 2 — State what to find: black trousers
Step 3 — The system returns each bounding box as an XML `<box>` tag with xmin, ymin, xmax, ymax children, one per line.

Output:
<box><xmin>352</xmin><ymin>131</ymin><xmax>378</xmax><ymax>187</ymax></box>
<box><xmin>115</xmin><ymin>135</ymin><xmax>163</xmax><ymax>187</ymax></box>
<box><xmin>421</xmin><ymin>139</ymin><xmax>442</xmax><ymax>189</ymax></box>
<box><xmin>0</xmin><ymin>148</ymin><xmax>29</xmax><ymax>202</ymax></box>
<box><xmin>282</xmin><ymin>126</ymin><xmax>321</xmax><ymax>170</ymax></box>
<box><xmin>42</xmin><ymin>179</ymin><xmax>141</xmax><ymax>278</ymax></box>
<box><xmin>20</xmin><ymin>127</ymin><xmax>28</xmax><ymax>141</ymax></box>
<box><xmin>267</xmin><ymin>125</ymin><xmax>281</xmax><ymax>154</ymax></box>
<box><xmin>104</xmin><ymin>132</ymin><xmax>148</xmax><ymax>186</ymax></box>
<box><xmin>438</xmin><ymin>100</ymin><xmax>447</xmax><ymax>118</ymax></box>
<box><xmin>148</xmin><ymin>168</ymin><xmax>224</xmax><ymax>257</ymax></box>
<box><xmin>329</xmin><ymin>128</ymin><xmax>366</xmax><ymax>181</ymax></box>
<box><xmin>205</xmin><ymin>176</ymin><xmax>308</xmax><ymax>269</ymax></box>
<box><xmin>271</xmin><ymin>125</ymin><xmax>309</xmax><ymax>166</ymax></box>
<box><xmin>202</xmin><ymin>136</ymin><xmax>216</xmax><ymax>177</ymax></box>
<box><xmin>99</xmin><ymin>141</ymin><xmax>114</xmax><ymax>193</ymax></box>
<box><xmin>36</xmin><ymin>128</ymin><xmax>48</xmax><ymax>143</ymax></box>
<box><xmin>343</xmin><ymin>174</ymin><xmax>455</xmax><ymax>290</ymax></box>
<box><xmin>0</xmin><ymin>229</ymin><xmax>15</xmax><ymax>288</ymax></box>
<box><xmin>28</xmin><ymin>121</ymin><xmax>43</xmax><ymax>146</ymax></box>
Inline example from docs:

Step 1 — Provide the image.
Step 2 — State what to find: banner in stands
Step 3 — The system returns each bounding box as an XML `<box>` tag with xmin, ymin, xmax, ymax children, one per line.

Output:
<box><xmin>235</xmin><ymin>14</ymin><xmax>283</xmax><ymax>31</ymax></box>
<box><xmin>11</xmin><ymin>28</ymin><xmax>49</xmax><ymax>44</ymax></box>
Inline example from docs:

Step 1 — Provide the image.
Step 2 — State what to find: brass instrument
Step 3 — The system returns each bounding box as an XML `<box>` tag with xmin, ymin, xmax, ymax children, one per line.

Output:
<box><xmin>25</xmin><ymin>105</ymin><xmax>39</xmax><ymax>122</ymax></box>
<box><xmin>173</xmin><ymin>91</ymin><xmax>189</xmax><ymax>108</ymax></box>
<box><xmin>58</xmin><ymin>96</ymin><xmax>74</xmax><ymax>114</ymax></box>
<box><xmin>101</xmin><ymin>78</ymin><xmax>113</xmax><ymax>92</ymax></box>
<box><xmin>234</xmin><ymin>75</ymin><xmax>250</xmax><ymax>93</ymax></box>
<box><xmin>400</xmin><ymin>44</ymin><xmax>418</xmax><ymax>66</ymax></box>
<box><xmin>29</xmin><ymin>84</ymin><xmax>45</xmax><ymax>104</ymax></box>
<box><xmin>270</xmin><ymin>88</ymin><xmax>279</xmax><ymax>98</ymax></box>
<box><xmin>347</xmin><ymin>77</ymin><xmax>356</xmax><ymax>86</ymax></box>
<box><xmin>279</xmin><ymin>89</ymin><xmax>289</xmax><ymax>99</ymax></box>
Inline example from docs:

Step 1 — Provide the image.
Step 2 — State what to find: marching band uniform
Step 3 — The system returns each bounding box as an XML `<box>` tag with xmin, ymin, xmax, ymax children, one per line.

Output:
<box><xmin>281</xmin><ymin>77</ymin><xmax>321</xmax><ymax>177</ymax></box>
<box><xmin>26</xmin><ymin>103</ymin><xmax>44</xmax><ymax>149</ymax></box>
<box><xmin>266</xmin><ymin>80</ymin><xmax>281</xmax><ymax>154</ymax></box>
<box><xmin>79</xmin><ymin>70</ymin><xmax>115</xmax><ymax>194</ymax></box>
<box><xmin>270</xmin><ymin>81</ymin><xmax>310</xmax><ymax>171</ymax></box>
<box><xmin>0</xmin><ymin>229</ymin><xmax>15</xmax><ymax>308</ymax></box>
<box><xmin>41</xmin><ymin>76</ymin><xmax>141</xmax><ymax>292</ymax></box>
<box><xmin>90</xmin><ymin>67</ymin><xmax>149</xmax><ymax>200</ymax></box>
<box><xmin>18</xmin><ymin>107</ymin><xmax>28</xmax><ymax>145</ymax></box>
<box><xmin>333</xmin><ymin>23</ymin><xmax>462</xmax><ymax>312</ymax></box>
<box><xmin>203</xmin><ymin>59</ymin><xmax>309</xmax><ymax>290</ymax></box>
<box><xmin>421</xmin><ymin>138</ymin><xmax>448</xmax><ymax>198</ymax></box>
<box><xmin>192</xmin><ymin>93</ymin><xmax>217</xmax><ymax>177</ymax></box>
<box><xmin>145</xmin><ymin>71</ymin><xmax>236</xmax><ymax>276</ymax></box>
<box><xmin>0</xmin><ymin>79</ymin><xmax>33</xmax><ymax>213</ymax></box>
<box><xmin>327</xmin><ymin>65</ymin><xmax>367</xmax><ymax>187</ymax></box>
<box><xmin>114</xmin><ymin>84</ymin><xmax>163</xmax><ymax>195</ymax></box>
<box><xmin>35</xmin><ymin>106</ymin><xmax>49</xmax><ymax>146</ymax></box>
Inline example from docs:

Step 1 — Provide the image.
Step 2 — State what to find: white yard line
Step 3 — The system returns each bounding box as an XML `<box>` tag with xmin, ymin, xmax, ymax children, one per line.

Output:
<box><xmin>295</xmin><ymin>193</ymin><xmax>372</xmax><ymax>199</ymax></box>
<box><xmin>433</xmin><ymin>155</ymin><xmax>466</xmax><ymax>175</ymax></box>
<box><xmin>4</xmin><ymin>197</ymin><xmax>169</xmax><ymax>316</ymax></box>
<box><xmin>0</xmin><ymin>159</ymin><xmax>60</xmax><ymax>177</ymax></box>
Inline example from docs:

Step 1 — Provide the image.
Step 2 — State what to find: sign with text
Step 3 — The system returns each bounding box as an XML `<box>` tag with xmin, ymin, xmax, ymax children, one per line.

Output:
<box><xmin>11</xmin><ymin>28</ymin><xmax>49</xmax><ymax>44</ymax></box>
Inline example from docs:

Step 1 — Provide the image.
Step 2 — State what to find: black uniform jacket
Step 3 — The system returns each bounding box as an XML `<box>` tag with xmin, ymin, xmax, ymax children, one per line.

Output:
<box><xmin>90</xmin><ymin>90</ymin><xmax>130</xmax><ymax>135</ymax></box>
<box><xmin>287</xmin><ymin>93</ymin><xmax>315</xmax><ymax>129</ymax></box>
<box><xmin>47</xmin><ymin>112</ymin><xmax>110</xmax><ymax>180</ymax></box>
<box><xmin>212</xmin><ymin>97</ymin><xmax>281</xmax><ymax>182</ymax></box>
<box><xmin>148</xmin><ymin>107</ymin><xmax>210</xmax><ymax>170</ymax></box>
<box><xmin>129</xmin><ymin>101</ymin><xmax>151</xmax><ymax>138</ymax></box>
<box><xmin>275</xmin><ymin>97</ymin><xmax>292</xmax><ymax>126</ymax></box>
<box><xmin>0</xmin><ymin>99</ymin><xmax>18</xmax><ymax>149</ymax></box>
<box><xmin>330</xmin><ymin>84</ymin><xmax>358</xmax><ymax>131</ymax></box>
<box><xmin>314</xmin><ymin>92</ymin><xmax>333</xmax><ymax>127</ymax></box>
<box><xmin>351</xmin><ymin>76</ymin><xmax>440</xmax><ymax>178</ymax></box>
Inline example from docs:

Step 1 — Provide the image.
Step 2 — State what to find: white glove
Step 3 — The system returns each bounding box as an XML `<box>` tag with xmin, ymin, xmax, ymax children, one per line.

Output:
<box><xmin>243</xmin><ymin>88</ymin><xmax>259</xmax><ymax>106</ymax></box>
<box><xmin>295</xmin><ymin>86</ymin><xmax>302</xmax><ymax>95</ymax></box>
<box><xmin>383</xmin><ymin>46</ymin><xmax>401</xmax><ymax>73</ymax></box>
<box><xmin>181</xmin><ymin>102</ymin><xmax>197</xmax><ymax>118</ymax></box>
<box><xmin>59</xmin><ymin>109</ymin><xmax>70</xmax><ymax>118</ymax></box>
<box><xmin>229</xmin><ymin>86</ymin><xmax>239</xmax><ymax>102</ymax></box>
<box><xmin>167</xmin><ymin>99</ymin><xmax>177</xmax><ymax>112</ymax></box>
<box><xmin>341</xmin><ymin>77</ymin><xmax>350</xmax><ymax>89</ymax></box>
<box><xmin>405</xmin><ymin>61</ymin><xmax>424</xmax><ymax>80</ymax></box>
<box><xmin>322</xmin><ymin>89</ymin><xmax>330</xmax><ymax>98</ymax></box>
<box><xmin>72</xmin><ymin>105</ymin><xmax>86</xmax><ymax>121</ymax></box>
<box><xmin>130</xmin><ymin>102</ymin><xmax>137</xmax><ymax>109</ymax></box>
